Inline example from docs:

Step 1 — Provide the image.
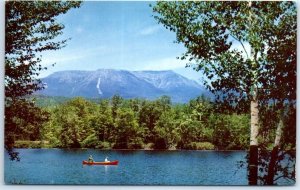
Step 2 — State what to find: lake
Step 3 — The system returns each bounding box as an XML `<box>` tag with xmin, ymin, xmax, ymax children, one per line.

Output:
<box><xmin>4</xmin><ymin>149</ymin><xmax>250</xmax><ymax>185</ymax></box>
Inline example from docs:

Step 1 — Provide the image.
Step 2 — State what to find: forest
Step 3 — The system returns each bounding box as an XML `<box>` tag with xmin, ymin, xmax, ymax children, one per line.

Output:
<box><xmin>13</xmin><ymin>94</ymin><xmax>294</xmax><ymax>152</ymax></box>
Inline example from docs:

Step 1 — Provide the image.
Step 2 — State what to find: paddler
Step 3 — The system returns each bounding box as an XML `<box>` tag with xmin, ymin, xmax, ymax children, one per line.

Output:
<box><xmin>88</xmin><ymin>155</ymin><xmax>94</xmax><ymax>163</ymax></box>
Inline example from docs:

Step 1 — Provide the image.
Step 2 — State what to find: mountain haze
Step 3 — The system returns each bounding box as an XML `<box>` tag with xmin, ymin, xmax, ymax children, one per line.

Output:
<box><xmin>39</xmin><ymin>69</ymin><xmax>210</xmax><ymax>103</ymax></box>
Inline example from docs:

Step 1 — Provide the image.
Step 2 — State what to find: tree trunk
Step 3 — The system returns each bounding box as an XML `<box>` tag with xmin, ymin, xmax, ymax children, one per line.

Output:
<box><xmin>266</xmin><ymin>146</ymin><xmax>279</xmax><ymax>185</ymax></box>
<box><xmin>249</xmin><ymin>95</ymin><xmax>259</xmax><ymax>185</ymax></box>
<box><xmin>266</xmin><ymin>115</ymin><xmax>283</xmax><ymax>185</ymax></box>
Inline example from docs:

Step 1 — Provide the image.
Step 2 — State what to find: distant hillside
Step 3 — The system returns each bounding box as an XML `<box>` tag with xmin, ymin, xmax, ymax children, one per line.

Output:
<box><xmin>38</xmin><ymin>69</ymin><xmax>211</xmax><ymax>103</ymax></box>
<box><xmin>33</xmin><ymin>95</ymin><xmax>71</xmax><ymax>107</ymax></box>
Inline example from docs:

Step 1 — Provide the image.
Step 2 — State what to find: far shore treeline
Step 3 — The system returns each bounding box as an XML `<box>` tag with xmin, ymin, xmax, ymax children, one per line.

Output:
<box><xmin>13</xmin><ymin>94</ymin><xmax>293</xmax><ymax>151</ymax></box>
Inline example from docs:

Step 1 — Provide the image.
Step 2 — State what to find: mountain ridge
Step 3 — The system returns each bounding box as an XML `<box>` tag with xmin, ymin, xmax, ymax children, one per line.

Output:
<box><xmin>39</xmin><ymin>69</ymin><xmax>210</xmax><ymax>103</ymax></box>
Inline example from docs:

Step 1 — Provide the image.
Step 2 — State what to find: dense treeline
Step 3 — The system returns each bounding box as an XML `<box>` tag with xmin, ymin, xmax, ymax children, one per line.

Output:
<box><xmin>14</xmin><ymin>95</ymin><xmax>295</xmax><ymax>153</ymax></box>
<box><xmin>15</xmin><ymin>95</ymin><xmax>251</xmax><ymax>150</ymax></box>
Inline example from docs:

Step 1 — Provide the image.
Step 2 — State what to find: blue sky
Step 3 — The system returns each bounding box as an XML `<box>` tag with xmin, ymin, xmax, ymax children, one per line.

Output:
<box><xmin>39</xmin><ymin>1</ymin><xmax>203</xmax><ymax>82</ymax></box>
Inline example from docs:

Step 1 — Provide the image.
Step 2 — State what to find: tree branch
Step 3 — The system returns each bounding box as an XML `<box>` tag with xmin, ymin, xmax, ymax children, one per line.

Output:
<box><xmin>274</xmin><ymin>175</ymin><xmax>295</xmax><ymax>182</ymax></box>
<box><xmin>230</xmin><ymin>34</ymin><xmax>250</xmax><ymax>59</ymax></box>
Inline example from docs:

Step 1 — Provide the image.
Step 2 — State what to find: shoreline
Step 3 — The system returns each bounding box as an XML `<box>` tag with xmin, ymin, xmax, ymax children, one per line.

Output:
<box><xmin>12</xmin><ymin>141</ymin><xmax>246</xmax><ymax>151</ymax></box>
<box><xmin>11</xmin><ymin>147</ymin><xmax>248</xmax><ymax>151</ymax></box>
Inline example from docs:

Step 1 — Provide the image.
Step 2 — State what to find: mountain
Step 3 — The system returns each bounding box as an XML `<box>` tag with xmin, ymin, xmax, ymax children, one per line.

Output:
<box><xmin>39</xmin><ymin>69</ymin><xmax>210</xmax><ymax>103</ymax></box>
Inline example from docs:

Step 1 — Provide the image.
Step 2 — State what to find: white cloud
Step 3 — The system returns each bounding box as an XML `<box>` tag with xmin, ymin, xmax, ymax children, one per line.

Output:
<box><xmin>40</xmin><ymin>53</ymin><xmax>85</xmax><ymax>66</ymax></box>
<box><xmin>40</xmin><ymin>45</ymin><xmax>107</xmax><ymax>67</ymax></box>
<box><xmin>139</xmin><ymin>25</ymin><xmax>161</xmax><ymax>36</ymax></box>
<box><xmin>140</xmin><ymin>57</ymin><xmax>187</xmax><ymax>71</ymax></box>
<box><xmin>75</xmin><ymin>26</ymin><xmax>84</xmax><ymax>34</ymax></box>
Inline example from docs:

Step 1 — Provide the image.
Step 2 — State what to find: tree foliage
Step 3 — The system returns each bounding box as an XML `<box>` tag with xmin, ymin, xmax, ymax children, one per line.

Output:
<box><xmin>152</xmin><ymin>1</ymin><xmax>296</xmax><ymax>185</ymax></box>
<box><xmin>5</xmin><ymin>1</ymin><xmax>82</xmax><ymax>160</ymax></box>
<box><xmin>152</xmin><ymin>1</ymin><xmax>295</xmax><ymax>107</ymax></box>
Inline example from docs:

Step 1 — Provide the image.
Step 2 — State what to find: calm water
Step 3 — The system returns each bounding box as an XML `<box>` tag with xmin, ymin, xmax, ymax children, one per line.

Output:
<box><xmin>5</xmin><ymin>149</ymin><xmax>249</xmax><ymax>185</ymax></box>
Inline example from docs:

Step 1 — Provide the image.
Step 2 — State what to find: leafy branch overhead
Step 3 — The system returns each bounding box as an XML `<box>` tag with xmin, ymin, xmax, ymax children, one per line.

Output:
<box><xmin>153</xmin><ymin>1</ymin><xmax>296</xmax><ymax>106</ymax></box>
<box><xmin>5</xmin><ymin>1</ymin><xmax>82</xmax><ymax>160</ymax></box>
<box><xmin>5</xmin><ymin>1</ymin><xmax>81</xmax><ymax>99</ymax></box>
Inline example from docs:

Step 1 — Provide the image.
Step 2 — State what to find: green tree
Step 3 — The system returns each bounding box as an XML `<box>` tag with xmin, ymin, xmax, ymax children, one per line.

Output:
<box><xmin>58</xmin><ymin>105</ymin><xmax>82</xmax><ymax>148</ymax></box>
<box><xmin>6</xmin><ymin>99</ymin><xmax>49</xmax><ymax>142</ymax></box>
<box><xmin>41</xmin><ymin>107</ymin><xmax>61</xmax><ymax>148</ymax></box>
<box><xmin>153</xmin><ymin>110</ymin><xmax>180</xmax><ymax>149</ymax></box>
<box><xmin>114</xmin><ymin>108</ymin><xmax>144</xmax><ymax>149</ymax></box>
<box><xmin>93</xmin><ymin>99</ymin><xmax>114</xmax><ymax>145</ymax></box>
<box><xmin>139</xmin><ymin>101</ymin><xmax>159</xmax><ymax>142</ymax></box>
<box><xmin>111</xmin><ymin>95</ymin><xmax>123</xmax><ymax>122</ymax></box>
<box><xmin>153</xmin><ymin>1</ymin><xmax>296</xmax><ymax>184</ymax></box>
<box><xmin>177</xmin><ymin>96</ymin><xmax>214</xmax><ymax>148</ymax></box>
<box><xmin>156</xmin><ymin>95</ymin><xmax>172</xmax><ymax>112</ymax></box>
<box><xmin>138</xmin><ymin>96</ymin><xmax>172</xmax><ymax>143</ymax></box>
<box><xmin>257</xmin><ymin>2</ymin><xmax>296</xmax><ymax>184</ymax></box>
<box><xmin>5</xmin><ymin>1</ymin><xmax>81</xmax><ymax>159</ymax></box>
<box><xmin>210</xmin><ymin>115</ymin><xmax>231</xmax><ymax>150</ymax></box>
<box><xmin>211</xmin><ymin>114</ymin><xmax>249</xmax><ymax>150</ymax></box>
<box><xmin>177</xmin><ymin>118</ymin><xmax>201</xmax><ymax>149</ymax></box>
<box><xmin>189</xmin><ymin>96</ymin><xmax>212</xmax><ymax>123</ymax></box>
<box><xmin>53</xmin><ymin>98</ymin><xmax>95</xmax><ymax>148</ymax></box>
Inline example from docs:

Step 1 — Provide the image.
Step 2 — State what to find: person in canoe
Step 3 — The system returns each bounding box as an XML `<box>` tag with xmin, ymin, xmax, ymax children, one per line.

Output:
<box><xmin>104</xmin><ymin>156</ymin><xmax>110</xmax><ymax>162</ymax></box>
<box><xmin>88</xmin><ymin>155</ymin><xmax>94</xmax><ymax>163</ymax></box>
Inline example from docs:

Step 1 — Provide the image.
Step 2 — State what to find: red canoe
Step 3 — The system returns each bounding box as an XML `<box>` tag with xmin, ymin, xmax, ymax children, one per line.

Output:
<box><xmin>82</xmin><ymin>160</ymin><xmax>119</xmax><ymax>165</ymax></box>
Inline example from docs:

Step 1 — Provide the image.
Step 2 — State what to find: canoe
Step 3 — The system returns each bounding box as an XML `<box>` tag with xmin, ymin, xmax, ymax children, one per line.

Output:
<box><xmin>82</xmin><ymin>160</ymin><xmax>119</xmax><ymax>165</ymax></box>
